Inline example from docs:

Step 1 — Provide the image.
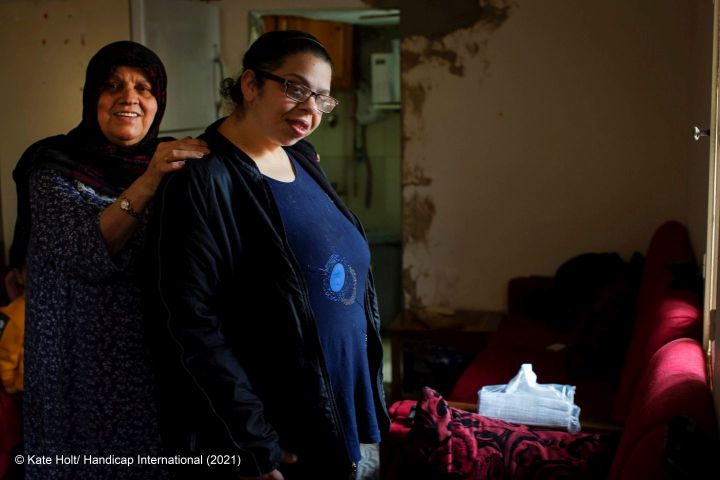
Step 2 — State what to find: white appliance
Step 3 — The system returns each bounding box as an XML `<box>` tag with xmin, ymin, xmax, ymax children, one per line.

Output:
<box><xmin>371</xmin><ymin>40</ymin><xmax>400</xmax><ymax>105</ymax></box>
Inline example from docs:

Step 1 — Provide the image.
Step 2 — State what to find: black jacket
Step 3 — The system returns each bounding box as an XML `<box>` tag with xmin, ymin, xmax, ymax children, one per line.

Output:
<box><xmin>144</xmin><ymin>119</ymin><xmax>389</xmax><ymax>479</ymax></box>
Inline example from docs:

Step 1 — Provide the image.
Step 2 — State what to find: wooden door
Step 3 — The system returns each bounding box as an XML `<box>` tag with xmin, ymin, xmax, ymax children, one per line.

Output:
<box><xmin>262</xmin><ymin>15</ymin><xmax>354</xmax><ymax>90</ymax></box>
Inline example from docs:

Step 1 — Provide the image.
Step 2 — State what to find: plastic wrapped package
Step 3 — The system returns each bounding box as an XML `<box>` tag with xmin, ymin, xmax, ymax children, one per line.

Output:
<box><xmin>478</xmin><ymin>364</ymin><xmax>581</xmax><ymax>433</ymax></box>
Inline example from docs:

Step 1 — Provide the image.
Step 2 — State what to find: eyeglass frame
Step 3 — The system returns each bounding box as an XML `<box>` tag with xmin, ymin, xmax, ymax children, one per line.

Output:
<box><xmin>253</xmin><ymin>69</ymin><xmax>339</xmax><ymax>114</ymax></box>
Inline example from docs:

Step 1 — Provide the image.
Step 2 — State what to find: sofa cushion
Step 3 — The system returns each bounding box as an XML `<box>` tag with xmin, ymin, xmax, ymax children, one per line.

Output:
<box><xmin>611</xmin><ymin>221</ymin><xmax>700</xmax><ymax>424</ymax></box>
<box><xmin>644</xmin><ymin>292</ymin><xmax>701</xmax><ymax>363</ymax></box>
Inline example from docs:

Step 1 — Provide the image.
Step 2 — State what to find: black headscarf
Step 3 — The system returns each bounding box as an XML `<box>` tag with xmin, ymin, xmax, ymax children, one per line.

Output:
<box><xmin>9</xmin><ymin>40</ymin><xmax>168</xmax><ymax>268</ymax></box>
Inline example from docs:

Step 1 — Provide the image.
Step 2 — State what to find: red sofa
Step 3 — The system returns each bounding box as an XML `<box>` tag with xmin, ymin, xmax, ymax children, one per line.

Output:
<box><xmin>382</xmin><ymin>221</ymin><xmax>718</xmax><ymax>479</ymax></box>
<box><xmin>448</xmin><ymin>221</ymin><xmax>703</xmax><ymax>422</ymax></box>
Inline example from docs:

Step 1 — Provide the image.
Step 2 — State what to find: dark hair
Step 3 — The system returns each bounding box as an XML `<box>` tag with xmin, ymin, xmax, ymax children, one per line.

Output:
<box><xmin>220</xmin><ymin>30</ymin><xmax>333</xmax><ymax>110</ymax></box>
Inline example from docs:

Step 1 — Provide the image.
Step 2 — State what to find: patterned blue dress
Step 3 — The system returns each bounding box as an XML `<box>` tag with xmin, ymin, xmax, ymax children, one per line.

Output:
<box><xmin>24</xmin><ymin>168</ymin><xmax>167</xmax><ymax>480</ymax></box>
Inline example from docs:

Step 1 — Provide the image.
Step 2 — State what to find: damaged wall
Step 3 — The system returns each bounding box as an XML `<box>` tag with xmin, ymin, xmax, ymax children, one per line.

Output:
<box><xmin>374</xmin><ymin>0</ymin><xmax>707</xmax><ymax>311</ymax></box>
<box><xmin>0</xmin><ymin>0</ymin><xmax>709</xmax><ymax>317</ymax></box>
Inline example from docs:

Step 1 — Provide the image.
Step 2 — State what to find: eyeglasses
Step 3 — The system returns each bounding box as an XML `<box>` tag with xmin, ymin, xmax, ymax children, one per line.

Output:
<box><xmin>254</xmin><ymin>70</ymin><xmax>339</xmax><ymax>114</ymax></box>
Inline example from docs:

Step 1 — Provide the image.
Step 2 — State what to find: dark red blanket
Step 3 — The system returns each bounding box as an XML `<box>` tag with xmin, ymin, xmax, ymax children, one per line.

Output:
<box><xmin>382</xmin><ymin>387</ymin><xmax>615</xmax><ymax>480</ymax></box>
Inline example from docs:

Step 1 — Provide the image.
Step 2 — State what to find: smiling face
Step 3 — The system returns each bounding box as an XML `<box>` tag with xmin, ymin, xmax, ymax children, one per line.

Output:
<box><xmin>249</xmin><ymin>52</ymin><xmax>333</xmax><ymax>147</ymax></box>
<box><xmin>96</xmin><ymin>66</ymin><xmax>158</xmax><ymax>147</ymax></box>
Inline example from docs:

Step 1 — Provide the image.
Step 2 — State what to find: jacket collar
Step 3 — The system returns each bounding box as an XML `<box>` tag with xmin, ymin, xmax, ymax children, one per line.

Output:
<box><xmin>199</xmin><ymin>117</ymin><xmax>360</xmax><ymax>230</ymax></box>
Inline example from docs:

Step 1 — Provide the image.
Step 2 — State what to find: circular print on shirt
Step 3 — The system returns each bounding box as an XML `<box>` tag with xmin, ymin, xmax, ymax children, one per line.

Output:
<box><xmin>323</xmin><ymin>253</ymin><xmax>357</xmax><ymax>306</ymax></box>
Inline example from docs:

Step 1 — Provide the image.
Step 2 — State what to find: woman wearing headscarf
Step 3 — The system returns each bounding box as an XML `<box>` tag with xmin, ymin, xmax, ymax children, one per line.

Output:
<box><xmin>10</xmin><ymin>40</ymin><xmax>208</xmax><ymax>480</ymax></box>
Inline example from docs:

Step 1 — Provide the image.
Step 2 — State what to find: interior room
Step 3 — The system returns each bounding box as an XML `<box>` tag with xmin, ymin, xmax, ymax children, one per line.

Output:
<box><xmin>0</xmin><ymin>0</ymin><xmax>718</xmax><ymax>478</ymax></box>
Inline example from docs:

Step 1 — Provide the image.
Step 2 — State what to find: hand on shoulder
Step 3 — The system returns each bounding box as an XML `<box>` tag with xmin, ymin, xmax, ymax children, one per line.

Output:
<box><xmin>140</xmin><ymin>136</ymin><xmax>210</xmax><ymax>194</ymax></box>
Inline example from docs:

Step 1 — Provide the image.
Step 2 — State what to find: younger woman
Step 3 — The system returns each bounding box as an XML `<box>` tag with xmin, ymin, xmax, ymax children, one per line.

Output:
<box><xmin>147</xmin><ymin>31</ymin><xmax>388</xmax><ymax>480</ymax></box>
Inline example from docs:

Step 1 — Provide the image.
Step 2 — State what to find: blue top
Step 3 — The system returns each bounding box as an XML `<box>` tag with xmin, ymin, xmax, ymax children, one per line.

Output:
<box><xmin>266</xmin><ymin>155</ymin><xmax>380</xmax><ymax>463</ymax></box>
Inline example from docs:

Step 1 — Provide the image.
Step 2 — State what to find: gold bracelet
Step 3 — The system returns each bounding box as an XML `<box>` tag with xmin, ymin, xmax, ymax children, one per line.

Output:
<box><xmin>117</xmin><ymin>193</ymin><xmax>146</xmax><ymax>221</ymax></box>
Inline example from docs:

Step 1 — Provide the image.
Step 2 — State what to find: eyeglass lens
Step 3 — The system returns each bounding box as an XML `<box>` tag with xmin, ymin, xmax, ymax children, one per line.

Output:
<box><xmin>285</xmin><ymin>84</ymin><xmax>337</xmax><ymax>113</ymax></box>
<box><xmin>256</xmin><ymin>70</ymin><xmax>338</xmax><ymax>113</ymax></box>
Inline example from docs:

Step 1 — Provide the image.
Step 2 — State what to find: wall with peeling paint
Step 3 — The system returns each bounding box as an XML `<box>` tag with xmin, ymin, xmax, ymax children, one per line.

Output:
<box><xmin>0</xmin><ymin>0</ymin><xmax>130</xmax><ymax>262</ymax></box>
<box><xmin>398</xmin><ymin>0</ymin><xmax>711</xmax><ymax>311</ymax></box>
<box><xmin>0</xmin><ymin>0</ymin><xmax>711</xmax><ymax>321</ymax></box>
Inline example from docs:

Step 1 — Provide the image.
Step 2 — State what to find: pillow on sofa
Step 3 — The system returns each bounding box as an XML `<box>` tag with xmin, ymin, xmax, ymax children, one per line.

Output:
<box><xmin>392</xmin><ymin>387</ymin><xmax>614</xmax><ymax>480</ymax></box>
